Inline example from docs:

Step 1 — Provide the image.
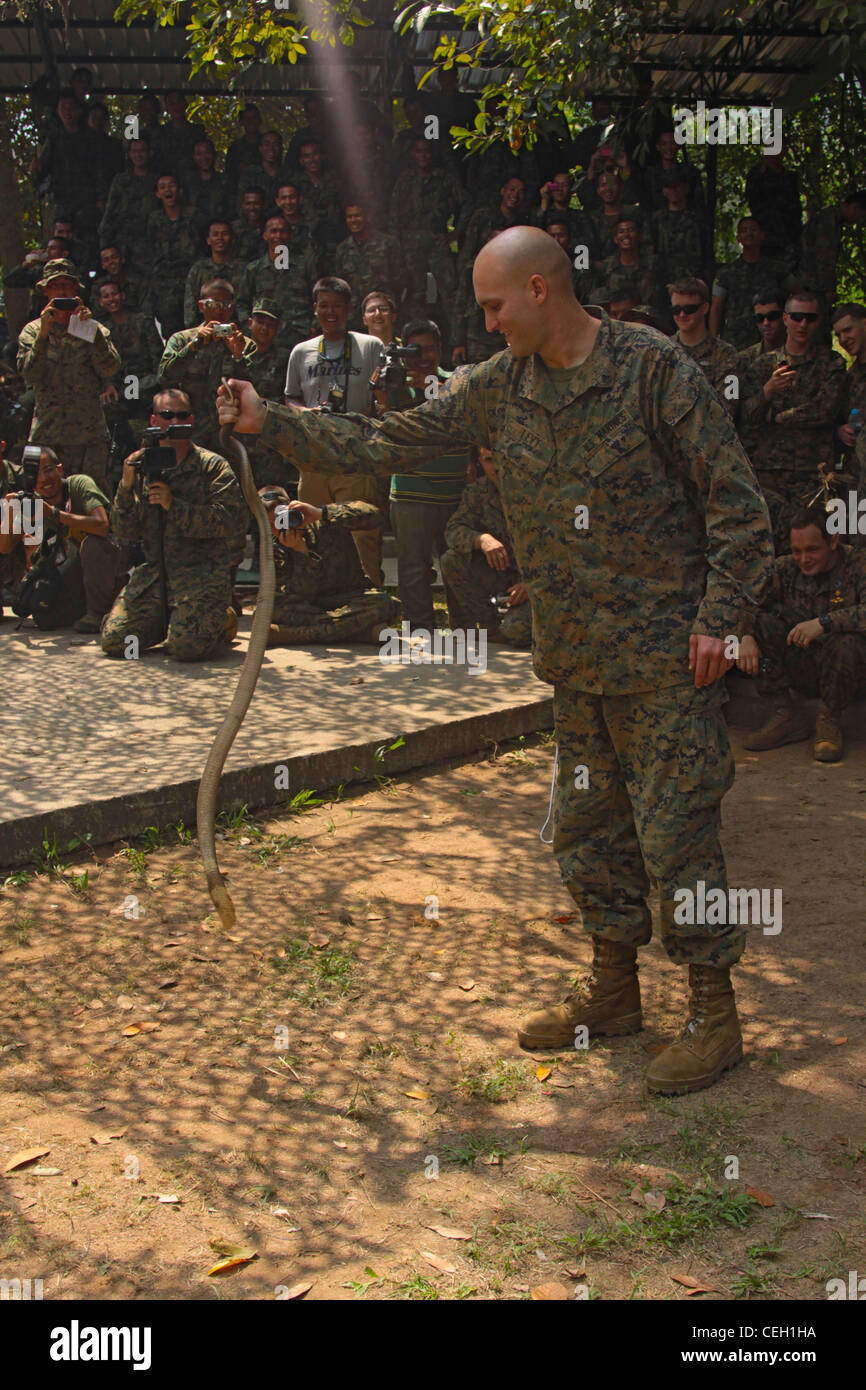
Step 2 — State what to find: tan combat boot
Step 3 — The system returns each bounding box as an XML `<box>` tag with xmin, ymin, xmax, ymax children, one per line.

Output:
<box><xmin>645</xmin><ymin>964</ymin><xmax>743</xmax><ymax>1095</ymax></box>
<box><xmin>517</xmin><ymin>937</ymin><xmax>642</xmax><ymax>1051</ymax></box>
<box><xmin>742</xmin><ymin>697</ymin><xmax>810</xmax><ymax>751</ymax></box>
<box><xmin>813</xmin><ymin>707</ymin><xmax>843</xmax><ymax>762</ymax></box>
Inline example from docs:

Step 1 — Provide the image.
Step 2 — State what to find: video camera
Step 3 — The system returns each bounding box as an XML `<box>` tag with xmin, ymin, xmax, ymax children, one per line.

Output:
<box><xmin>139</xmin><ymin>423</ymin><xmax>192</xmax><ymax>482</ymax></box>
<box><xmin>376</xmin><ymin>339</ymin><xmax>421</xmax><ymax>390</ymax></box>
<box><xmin>19</xmin><ymin>443</ymin><xmax>42</xmax><ymax>500</ymax></box>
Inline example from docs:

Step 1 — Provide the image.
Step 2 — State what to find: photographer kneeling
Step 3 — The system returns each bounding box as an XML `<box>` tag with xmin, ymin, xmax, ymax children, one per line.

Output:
<box><xmin>259</xmin><ymin>486</ymin><xmax>401</xmax><ymax>647</ymax></box>
<box><xmin>0</xmin><ymin>445</ymin><xmax>125</xmax><ymax>632</ymax></box>
<box><xmin>101</xmin><ymin>388</ymin><xmax>248</xmax><ymax>662</ymax></box>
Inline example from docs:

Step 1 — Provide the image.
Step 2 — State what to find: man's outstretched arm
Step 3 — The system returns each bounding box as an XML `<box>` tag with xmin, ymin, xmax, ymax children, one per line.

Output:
<box><xmin>218</xmin><ymin>370</ymin><xmax>487</xmax><ymax>478</ymax></box>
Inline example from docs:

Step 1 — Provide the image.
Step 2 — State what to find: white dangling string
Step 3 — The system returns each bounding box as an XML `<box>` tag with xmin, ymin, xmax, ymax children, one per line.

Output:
<box><xmin>539</xmin><ymin>742</ymin><xmax>559</xmax><ymax>844</ymax></box>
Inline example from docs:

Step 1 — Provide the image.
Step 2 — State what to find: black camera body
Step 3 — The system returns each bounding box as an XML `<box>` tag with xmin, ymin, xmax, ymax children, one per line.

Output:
<box><xmin>139</xmin><ymin>423</ymin><xmax>192</xmax><ymax>482</ymax></box>
<box><xmin>319</xmin><ymin>382</ymin><xmax>346</xmax><ymax>415</ymax></box>
<box><xmin>377</xmin><ymin>339</ymin><xmax>421</xmax><ymax>390</ymax></box>
<box><xmin>19</xmin><ymin>443</ymin><xmax>42</xmax><ymax>500</ymax></box>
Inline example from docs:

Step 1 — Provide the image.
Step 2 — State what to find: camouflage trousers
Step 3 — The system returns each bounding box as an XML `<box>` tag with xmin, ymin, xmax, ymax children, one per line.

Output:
<box><xmin>101</xmin><ymin>563</ymin><xmax>232</xmax><ymax>662</ymax></box>
<box><xmin>756</xmin><ymin>469</ymin><xmax>821</xmax><ymax>554</ymax></box>
<box><xmin>439</xmin><ymin>547</ymin><xmax>532</xmax><ymax>647</ymax></box>
<box><xmin>552</xmin><ymin>680</ymin><xmax>742</xmax><ymax>967</ymax></box>
<box><xmin>755</xmin><ymin>612</ymin><xmax>866</xmax><ymax>714</ymax></box>
<box><xmin>29</xmin><ymin>439</ymin><xmax>110</xmax><ymax>493</ymax></box>
<box><xmin>269</xmin><ymin>588</ymin><xmax>401</xmax><ymax>645</ymax></box>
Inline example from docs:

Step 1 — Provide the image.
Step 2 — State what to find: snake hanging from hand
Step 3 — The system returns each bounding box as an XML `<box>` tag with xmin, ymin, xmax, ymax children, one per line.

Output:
<box><xmin>196</xmin><ymin>387</ymin><xmax>276</xmax><ymax>927</ymax></box>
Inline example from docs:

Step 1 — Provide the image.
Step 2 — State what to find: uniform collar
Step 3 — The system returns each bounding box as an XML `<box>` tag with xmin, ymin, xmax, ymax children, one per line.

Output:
<box><xmin>517</xmin><ymin>307</ymin><xmax>615</xmax><ymax>409</ymax></box>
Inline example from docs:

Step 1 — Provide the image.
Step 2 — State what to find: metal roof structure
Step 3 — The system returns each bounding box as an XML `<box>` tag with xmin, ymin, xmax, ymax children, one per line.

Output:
<box><xmin>0</xmin><ymin>0</ymin><xmax>851</xmax><ymax>107</ymax></box>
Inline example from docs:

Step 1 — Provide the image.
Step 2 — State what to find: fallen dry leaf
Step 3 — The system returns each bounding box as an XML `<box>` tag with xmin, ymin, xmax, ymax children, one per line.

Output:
<box><xmin>31</xmin><ymin>1166</ymin><xmax>62</xmax><ymax>1177</ymax></box>
<box><xmin>420</xmin><ymin>1251</ymin><xmax>456</xmax><ymax>1275</ymax></box>
<box><xmin>671</xmin><ymin>1273</ymin><xmax>717</xmax><ymax>1294</ymax></box>
<box><xmin>458</xmin><ymin>980</ymin><xmax>476</xmax><ymax>992</ymax></box>
<box><xmin>552</xmin><ymin>914</ymin><xmax>576</xmax><ymax>924</ymax></box>
<box><xmin>89</xmin><ymin>1130</ymin><xmax>126</xmax><ymax>1145</ymax></box>
<box><xmin>403</xmin><ymin>1088</ymin><xmax>430</xmax><ymax>1101</ymax></box>
<box><xmin>333</xmin><ymin>1141</ymin><xmax>348</xmax><ymax>1149</ymax></box>
<box><xmin>424</xmin><ymin>1224</ymin><xmax>472</xmax><ymax>1241</ymax></box>
<box><xmin>531</xmin><ymin>1281</ymin><xmax>571</xmax><ymax>1300</ymax></box>
<box><xmin>831</xmin><ymin>1037</ymin><xmax>848</xmax><ymax>1047</ymax></box>
<box><xmin>307</xmin><ymin>931</ymin><xmax>330</xmax><ymax>949</ymax></box>
<box><xmin>564</xmin><ymin>1266</ymin><xmax>587</xmax><ymax>1280</ymax></box>
<box><xmin>116</xmin><ymin>995</ymin><xmax>135</xmax><ymax>1011</ymax></box>
<box><xmin>644</xmin><ymin>1189</ymin><xmax>666</xmax><ymax>1213</ymax></box>
<box><xmin>746</xmin><ymin>1186</ymin><xmax>776</xmax><ymax>1208</ymax></box>
<box><xmin>801</xmin><ymin>1212</ymin><xmax>831</xmax><ymax>1220</ymax></box>
<box><xmin>157</xmin><ymin>978</ymin><xmax>178</xmax><ymax>990</ymax></box>
<box><xmin>4</xmin><ymin>1146</ymin><xmax>50</xmax><ymax>1173</ymax></box>
<box><xmin>207</xmin><ymin>1240</ymin><xmax>258</xmax><ymax>1276</ymax></box>
<box><xmin>122</xmin><ymin>1021</ymin><xmax>160</xmax><ymax>1037</ymax></box>
<box><xmin>536</xmin><ymin>1065</ymin><xmax>553</xmax><ymax>1081</ymax></box>
<box><xmin>279</xmin><ymin>1281</ymin><xmax>313</xmax><ymax>1300</ymax></box>
<box><xmin>426</xmin><ymin>972</ymin><xmax>444</xmax><ymax>982</ymax></box>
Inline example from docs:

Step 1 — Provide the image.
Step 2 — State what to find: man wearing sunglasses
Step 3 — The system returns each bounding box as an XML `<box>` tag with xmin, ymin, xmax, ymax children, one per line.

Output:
<box><xmin>101</xmin><ymin>387</ymin><xmax>247</xmax><ymax>662</ymax></box>
<box><xmin>737</xmin><ymin>290</ymin><xmax>787</xmax><ymax>372</ymax></box>
<box><xmin>740</xmin><ymin>291</ymin><xmax>847</xmax><ymax>550</ymax></box>
<box><xmin>669</xmin><ymin>277</ymin><xmax>739</xmax><ymax>416</ymax></box>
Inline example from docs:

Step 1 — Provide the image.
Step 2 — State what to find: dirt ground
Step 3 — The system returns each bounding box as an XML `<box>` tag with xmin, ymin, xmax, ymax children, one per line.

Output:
<box><xmin>1</xmin><ymin>702</ymin><xmax>865</xmax><ymax>1303</ymax></box>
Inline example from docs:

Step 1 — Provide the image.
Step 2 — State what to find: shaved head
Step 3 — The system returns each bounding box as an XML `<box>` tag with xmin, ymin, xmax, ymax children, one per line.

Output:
<box><xmin>475</xmin><ymin>224</ymin><xmax>573</xmax><ymax>294</ymax></box>
<box><xmin>473</xmin><ymin>225</ymin><xmax>579</xmax><ymax>359</ymax></box>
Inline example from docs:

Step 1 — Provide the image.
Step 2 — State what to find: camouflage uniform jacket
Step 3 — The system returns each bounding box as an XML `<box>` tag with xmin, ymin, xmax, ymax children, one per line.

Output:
<box><xmin>98</xmin><ymin>171</ymin><xmax>158</xmax><ymax>264</ymax></box>
<box><xmin>388</xmin><ymin>166</ymin><xmax>461</xmax><ymax>237</ymax></box>
<box><xmin>711</xmin><ymin>255</ymin><xmax>793</xmax><ymax>349</ymax></box>
<box><xmin>183</xmin><ymin>257</ymin><xmax>250</xmax><ymax>327</ymax></box>
<box><xmin>230</xmin><ymin>218</ymin><xmax>266</xmax><ymax>265</ymax></box>
<box><xmin>676</xmin><ymin>334</ymin><xmax>740</xmax><ymax>415</ymax></box>
<box><xmin>144</xmin><ymin>207</ymin><xmax>203</xmax><ymax>282</ymax></box>
<box><xmin>741</xmin><ymin>545</ymin><xmax>866</xmax><ymax>636</ymax></box>
<box><xmin>444</xmin><ymin>476</ymin><xmax>515</xmax><ymax>556</ymax></box>
<box><xmin>740</xmin><ymin>344</ymin><xmax>847</xmax><ymax>473</ymax></box>
<box><xmin>17</xmin><ymin>317</ymin><xmax>121</xmax><ymax>446</ymax></box>
<box><xmin>650</xmin><ymin>207</ymin><xmax>707</xmax><ymax>280</ymax></box>
<box><xmin>245</xmin><ymin>344</ymin><xmax>290</xmax><ymax>402</ymax></box>
<box><xmin>272</xmin><ymin>500</ymin><xmax>380</xmax><ymax>604</ymax></box>
<box><xmin>258</xmin><ymin>310</ymin><xmax>774</xmax><ymax>693</ymax></box>
<box><xmin>184</xmin><ymin>172</ymin><xmax>230</xmax><ymax>229</ymax></box>
<box><xmin>105</xmin><ymin>312</ymin><xmax>164</xmax><ymax>391</ymax></box>
<box><xmin>236</xmin><ymin>250</ymin><xmax>318</xmax><ymax>350</ymax></box>
<box><xmin>591</xmin><ymin>248</ymin><xmax>664</xmax><ymax>310</ymax></box>
<box><xmin>157</xmin><ymin>328</ymin><xmax>257</xmax><ymax>449</ymax></box>
<box><xmin>334</xmin><ymin>232</ymin><xmax>408</xmax><ymax>320</ymax></box>
<box><xmin>110</xmin><ymin>443</ymin><xmax>247</xmax><ymax>581</ymax></box>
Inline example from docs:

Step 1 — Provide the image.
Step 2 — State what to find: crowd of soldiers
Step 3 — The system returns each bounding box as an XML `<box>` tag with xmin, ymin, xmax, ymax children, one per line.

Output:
<box><xmin>1</xmin><ymin>74</ymin><xmax>866</xmax><ymax>756</ymax></box>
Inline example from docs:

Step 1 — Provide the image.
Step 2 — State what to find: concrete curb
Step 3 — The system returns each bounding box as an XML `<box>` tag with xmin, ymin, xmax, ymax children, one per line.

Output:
<box><xmin>0</xmin><ymin>696</ymin><xmax>553</xmax><ymax>869</ymax></box>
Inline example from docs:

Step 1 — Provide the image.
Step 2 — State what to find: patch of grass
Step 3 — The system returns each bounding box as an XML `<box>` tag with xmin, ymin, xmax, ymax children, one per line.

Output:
<box><xmin>270</xmin><ymin>936</ymin><xmax>356</xmax><ymax>1007</ymax></box>
<box><xmin>459</xmin><ymin>1059</ymin><xmax>529</xmax><ymax>1104</ymax></box>
<box><xmin>439</xmin><ymin>1134</ymin><xmax>520</xmax><ymax>1168</ymax></box>
<box><xmin>386</xmin><ymin>1273</ymin><xmax>440</xmax><ymax>1300</ymax></box>
<box><xmin>640</xmin><ymin>1182</ymin><xmax>758</xmax><ymax>1248</ymax></box>
<box><xmin>1</xmin><ymin>870</ymin><xmax>32</xmax><ymax>889</ymax></box>
<box><xmin>286</xmin><ymin>789</ymin><xmax>324</xmax><ymax>815</ymax></box>
<box><xmin>254</xmin><ymin>833</ymin><xmax>303</xmax><ymax>865</ymax></box>
<box><xmin>68</xmin><ymin>869</ymin><xmax>90</xmax><ymax>897</ymax></box>
<box><xmin>120</xmin><ymin>846</ymin><xmax>148</xmax><ymax>876</ymax></box>
<box><xmin>5</xmin><ymin>911</ymin><xmax>34</xmax><ymax>946</ymax></box>
<box><xmin>363</xmin><ymin>1040</ymin><xmax>399</xmax><ymax>1059</ymax></box>
<box><xmin>731</xmin><ymin>1263</ymin><xmax>777</xmax><ymax>1298</ymax></box>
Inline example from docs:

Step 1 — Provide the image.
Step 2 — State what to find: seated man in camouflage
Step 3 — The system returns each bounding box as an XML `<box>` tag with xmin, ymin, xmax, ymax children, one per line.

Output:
<box><xmin>0</xmin><ymin>445</ymin><xmax>125</xmax><ymax>632</ymax></box>
<box><xmin>101</xmin><ymin>388</ymin><xmax>247</xmax><ymax>662</ymax></box>
<box><xmin>738</xmin><ymin>505</ymin><xmax>866</xmax><ymax>762</ymax></box>
<box><xmin>258</xmin><ymin>486</ymin><xmax>400</xmax><ymax>648</ymax></box>
<box><xmin>440</xmin><ymin>446</ymin><xmax>531</xmax><ymax>646</ymax></box>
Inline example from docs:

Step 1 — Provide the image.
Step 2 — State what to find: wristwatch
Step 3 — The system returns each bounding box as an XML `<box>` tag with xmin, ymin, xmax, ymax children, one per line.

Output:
<box><xmin>819</xmin><ymin>613</ymin><xmax>832</xmax><ymax>633</ymax></box>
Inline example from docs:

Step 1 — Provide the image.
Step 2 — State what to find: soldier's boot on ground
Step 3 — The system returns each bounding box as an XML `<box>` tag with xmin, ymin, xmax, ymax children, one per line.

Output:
<box><xmin>221</xmin><ymin>606</ymin><xmax>238</xmax><ymax>645</ymax></box>
<box><xmin>645</xmin><ymin>964</ymin><xmax>743</xmax><ymax>1095</ymax></box>
<box><xmin>73</xmin><ymin>612</ymin><xmax>102</xmax><ymax>633</ymax></box>
<box><xmin>517</xmin><ymin>937</ymin><xmax>642</xmax><ymax>1051</ymax></box>
<box><xmin>742</xmin><ymin>696</ymin><xmax>811</xmax><ymax>751</ymax></box>
<box><xmin>813</xmin><ymin>705</ymin><xmax>844</xmax><ymax>762</ymax></box>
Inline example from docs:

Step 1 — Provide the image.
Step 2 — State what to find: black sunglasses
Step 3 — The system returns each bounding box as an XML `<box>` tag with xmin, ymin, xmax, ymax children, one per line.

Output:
<box><xmin>755</xmin><ymin>310</ymin><xmax>783</xmax><ymax>322</ymax></box>
<box><xmin>787</xmin><ymin>311</ymin><xmax>819</xmax><ymax>323</ymax></box>
<box><xmin>154</xmin><ymin>410</ymin><xmax>191</xmax><ymax>420</ymax></box>
<box><xmin>672</xmin><ymin>302</ymin><xmax>703</xmax><ymax>317</ymax></box>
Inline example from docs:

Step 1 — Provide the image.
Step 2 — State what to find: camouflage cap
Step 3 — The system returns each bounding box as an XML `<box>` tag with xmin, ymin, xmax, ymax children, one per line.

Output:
<box><xmin>251</xmin><ymin>296</ymin><xmax>282</xmax><ymax>321</ymax></box>
<box><xmin>37</xmin><ymin>258</ymin><xmax>83</xmax><ymax>290</ymax></box>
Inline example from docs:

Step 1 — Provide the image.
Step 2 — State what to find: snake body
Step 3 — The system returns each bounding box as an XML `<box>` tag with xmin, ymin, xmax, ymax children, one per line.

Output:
<box><xmin>196</xmin><ymin>423</ymin><xmax>276</xmax><ymax>927</ymax></box>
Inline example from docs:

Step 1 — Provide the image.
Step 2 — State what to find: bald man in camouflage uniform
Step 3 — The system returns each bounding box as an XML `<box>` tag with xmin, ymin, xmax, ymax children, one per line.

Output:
<box><xmin>218</xmin><ymin>226</ymin><xmax>774</xmax><ymax>1096</ymax></box>
<box><xmin>17</xmin><ymin>259</ymin><xmax>121</xmax><ymax>490</ymax></box>
<box><xmin>102</xmin><ymin>390</ymin><xmax>247</xmax><ymax>662</ymax></box>
<box><xmin>259</xmin><ymin>489</ymin><xmax>400</xmax><ymax>646</ymax></box>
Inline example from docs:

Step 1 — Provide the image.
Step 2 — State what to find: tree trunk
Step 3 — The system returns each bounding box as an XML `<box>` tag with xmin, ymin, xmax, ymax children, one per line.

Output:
<box><xmin>0</xmin><ymin>96</ymin><xmax>30</xmax><ymax>341</ymax></box>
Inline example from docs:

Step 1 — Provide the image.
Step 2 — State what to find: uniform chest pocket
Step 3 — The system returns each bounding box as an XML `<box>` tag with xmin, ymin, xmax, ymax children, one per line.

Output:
<box><xmin>584</xmin><ymin>422</ymin><xmax>649</xmax><ymax>478</ymax></box>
